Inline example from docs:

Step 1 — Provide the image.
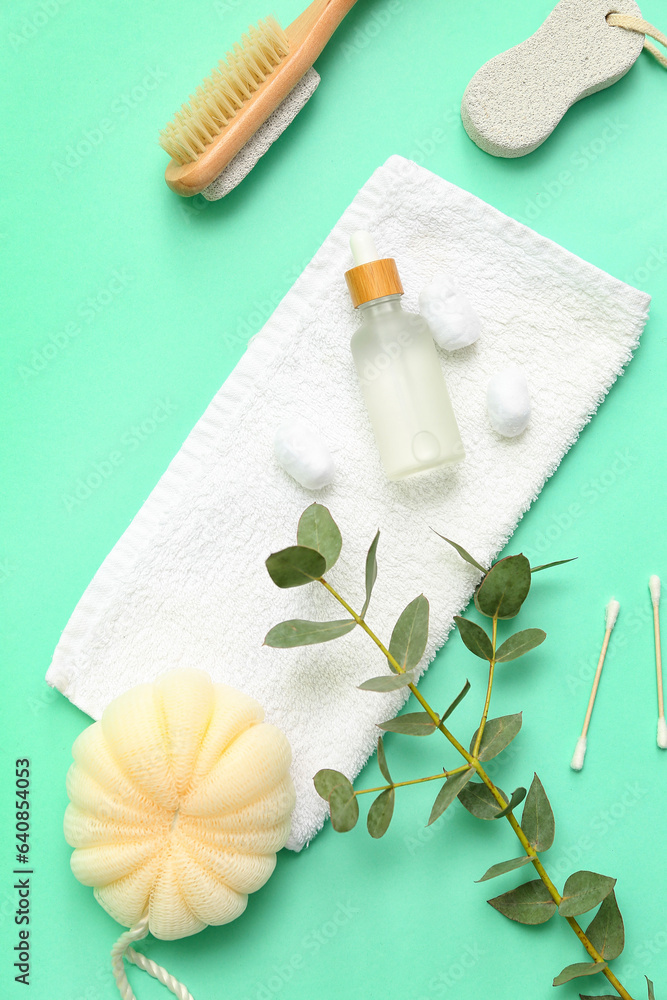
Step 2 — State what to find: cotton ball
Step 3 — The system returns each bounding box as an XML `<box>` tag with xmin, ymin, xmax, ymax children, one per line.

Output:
<box><xmin>419</xmin><ymin>273</ymin><xmax>481</xmax><ymax>351</ymax></box>
<box><xmin>274</xmin><ymin>418</ymin><xmax>335</xmax><ymax>490</ymax></box>
<box><xmin>487</xmin><ymin>365</ymin><xmax>531</xmax><ymax>437</ymax></box>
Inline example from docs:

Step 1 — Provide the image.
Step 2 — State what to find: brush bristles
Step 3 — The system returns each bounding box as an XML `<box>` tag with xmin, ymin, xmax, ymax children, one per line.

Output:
<box><xmin>159</xmin><ymin>17</ymin><xmax>290</xmax><ymax>165</ymax></box>
<box><xmin>650</xmin><ymin>575</ymin><xmax>661</xmax><ymax>607</ymax></box>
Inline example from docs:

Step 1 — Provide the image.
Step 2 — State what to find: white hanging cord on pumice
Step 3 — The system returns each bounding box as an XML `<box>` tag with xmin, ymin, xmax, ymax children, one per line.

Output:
<box><xmin>607</xmin><ymin>13</ymin><xmax>667</xmax><ymax>69</ymax></box>
<box><xmin>570</xmin><ymin>599</ymin><xmax>620</xmax><ymax>771</ymax></box>
<box><xmin>649</xmin><ymin>576</ymin><xmax>667</xmax><ymax>749</ymax></box>
<box><xmin>111</xmin><ymin>915</ymin><xmax>195</xmax><ymax>1000</ymax></box>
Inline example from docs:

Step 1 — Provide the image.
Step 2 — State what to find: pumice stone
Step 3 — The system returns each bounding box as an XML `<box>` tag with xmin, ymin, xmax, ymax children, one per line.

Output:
<box><xmin>461</xmin><ymin>0</ymin><xmax>644</xmax><ymax>157</ymax></box>
<box><xmin>64</xmin><ymin>669</ymin><xmax>295</xmax><ymax>940</ymax></box>
<box><xmin>274</xmin><ymin>417</ymin><xmax>335</xmax><ymax>490</ymax></box>
<box><xmin>419</xmin><ymin>273</ymin><xmax>481</xmax><ymax>351</ymax></box>
<box><xmin>487</xmin><ymin>365</ymin><xmax>531</xmax><ymax>437</ymax></box>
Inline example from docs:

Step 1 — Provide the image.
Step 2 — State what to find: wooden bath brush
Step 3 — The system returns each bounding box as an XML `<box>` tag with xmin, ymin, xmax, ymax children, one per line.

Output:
<box><xmin>159</xmin><ymin>0</ymin><xmax>359</xmax><ymax>198</ymax></box>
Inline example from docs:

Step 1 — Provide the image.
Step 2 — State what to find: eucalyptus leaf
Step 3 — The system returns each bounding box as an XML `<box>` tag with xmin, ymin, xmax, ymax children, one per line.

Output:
<box><xmin>647</xmin><ymin>977</ymin><xmax>655</xmax><ymax>1000</ymax></box>
<box><xmin>378</xmin><ymin>712</ymin><xmax>436</xmax><ymax>737</ymax></box>
<box><xmin>458</xmin><ymin>782</ymin><xmax>508</xmax><ymax>821</ymax></box>
<box><xmin>495</xmin><ymin>628</ymin><xmax>547</xmax><ymax>662</ymax></box>
<box><xmin>553</xmin><ymin>963</ymin><xmax>607</xmax><ymax>986</ymax></box>
<box><xmin>559</xmin><ymin>871</ymin><xmax>616</xmax><ymax>917</ymax></box>
<box><xmin>432</xmin><ymin>532</ymin><xmax>488</xmax><ymax>573</ymax></box>
<box><xmin>495</xmin><ymin>786</ymin><xmax>527</xmax><ymax>818</ymax></box>
<box><xmin>488</xmin><ymin>879</ymin><xmax>557</xmax><ymax>924</ymax></box>
<box><xmin>313</xmin><ymin>769</ymin><xmax>351</xmax><ymax>801</ymax></box>
<box><xmin>454</xmin><ymin>616</ymin><xmax>494</xmax><ymax>661</ymax></box>
<box><xmin>476</xmin><ymin>855</ymin><xmax>534</xmax><ymax>883</ymax></box>
<box><xmin>313</xmin><ymin>770</ymin><xmax>359</xmax><ymax>832</ymax></box>
<box><xmin>329</xmin><ymin>781</ymin><xmax>359</xmax><ymax>833</ymax></box>
<box><xmin>427</xmin><ymin>767</ymin><xmax>475</xmax><ymax>826</ymax></box>
<box><xmin>470</xmin><ymin>714</ymin><xmax>522</xmax><ymax>761</ymax></box>
<box><xmin>521</xmin><ymin>774</ymin><xmax>555</xmax><ymax>852</ymax></box>
<box><xmin>388</xmin><ymin>595</ymin><xmax>429</xmax><ymax>673</ymax></box>
<box><xmin>376</xmin><ymin>737</ymin><xmax>392</xmax><ymax>783</ymax></box>
<box><xmin>361</xmin><ymin>530</ymin><xmax>380</xmax><ymax>617</ymax></box>
<box><xmin>367</xmin><ymin>787</ymin><xmax>395</xmax><ymax>838</ymax></box>
<box><xmin>265</xmin><ymin>545</ymin><xmax>326</xmax><ymax>588</ymax></box>
<box><xmin>358</xmin><ymin>672</ymin><xmax>415</xmax><ymax>692</ymax></box>
<box><xmin>441</xmin><ymin>679</ymin><xmax>471</xmax><ymax>723</ymax></box>
<box><xmin>531</xmin><ymin>558</ymin><xmax>577</xmax><ymax>573</ymax></box>
<box><xmin>475</xmin><ymin>554</ymin><xmax>532</xmax><ymax>619</ymax></box>
<box><xmin>579</xmin><ymin>996</ymin><xmax>618</xmax><ymax>999</ymax></box>
<box><xmin>297</xmin><ymin>504</ymin><xmax>342</xmax><ymax>570</ymax></box>
<box><xmin>585</xmin><ymin>890</ymin><xmax>624</xmax><ymax>960</ymax></box>
<box><xmin>264</xmin><ymin>618</ymin><xmax>356</xmax><ymax>647</ymax></box>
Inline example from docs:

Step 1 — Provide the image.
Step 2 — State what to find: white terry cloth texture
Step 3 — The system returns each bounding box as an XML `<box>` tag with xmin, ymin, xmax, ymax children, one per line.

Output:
<box><xmin>47</xmin><ymin>155</ymin><xmax>650</xmax><ymax>851</ymax></box>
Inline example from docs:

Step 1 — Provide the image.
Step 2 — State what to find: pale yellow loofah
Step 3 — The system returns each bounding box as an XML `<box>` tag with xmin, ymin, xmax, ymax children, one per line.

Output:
<box><xmin>64</xmin><ymin>669</ymin><xmax>295</xmax><ymax>941</ymax></box>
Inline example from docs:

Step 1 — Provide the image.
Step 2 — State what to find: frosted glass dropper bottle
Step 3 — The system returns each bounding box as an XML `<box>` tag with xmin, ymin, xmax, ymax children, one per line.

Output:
<box><xmin>345</xmin><ymin>231</ymin><xmax>465</xmax><ymax>480</ymax></box>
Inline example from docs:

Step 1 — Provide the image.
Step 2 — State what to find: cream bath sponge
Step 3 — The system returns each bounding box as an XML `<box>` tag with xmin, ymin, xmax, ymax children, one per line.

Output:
<box><xmin>64</xmin><ymin>668</ymin><xmax>295</xmax><ymax>942</ymax></box>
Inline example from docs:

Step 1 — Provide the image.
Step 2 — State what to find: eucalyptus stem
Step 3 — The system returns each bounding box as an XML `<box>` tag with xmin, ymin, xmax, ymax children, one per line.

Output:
<box><xmin>355</xmin><ymin>772</ymin><xmax>449</xmax><ymax>796</ymax></box>
<box><xmin>472</xmin><ymin>616</ymin><xmax>497</xmax><ymax>758</ymax></box>
<box><xmin>355</xmin><ymin>763</ymin><xmax>471</xmax><ymax>797</ymax></box>
<box><xmin>318</xmin><ymin>577</ymin><xmax>634</xmax><ymax>1000</ymax></box>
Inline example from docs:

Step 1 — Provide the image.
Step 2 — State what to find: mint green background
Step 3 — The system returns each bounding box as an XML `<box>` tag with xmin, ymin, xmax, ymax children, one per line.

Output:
<box><xmin>2</xmin><ymin>0</ymin><xmax>666</xmax><ymax>997</ymax></box>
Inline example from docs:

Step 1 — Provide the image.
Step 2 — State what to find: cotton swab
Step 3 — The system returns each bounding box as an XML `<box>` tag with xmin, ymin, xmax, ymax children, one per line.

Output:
<box><xmin>570</xmin><ymin>599</ymin><xmax>620</xmax><ymax>771</ymax></box>
<box><xmin>649</xmin><ymin>576</ymin><xmax>667</xmax><ymax>749</ymax></box>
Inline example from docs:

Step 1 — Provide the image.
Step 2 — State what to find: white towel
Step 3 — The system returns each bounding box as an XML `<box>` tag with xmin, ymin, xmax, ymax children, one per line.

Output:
<box><xmin>46</xmin><ymin>155</ymin><xmax>650</xmax><ymax>851</ymax></box>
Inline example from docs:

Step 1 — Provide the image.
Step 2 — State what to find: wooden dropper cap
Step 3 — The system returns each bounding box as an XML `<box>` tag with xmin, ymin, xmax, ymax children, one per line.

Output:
<box><xmin>344</xmin><ymin>231</ymin><xmax>404</xmax><ymax>308</ymax></box>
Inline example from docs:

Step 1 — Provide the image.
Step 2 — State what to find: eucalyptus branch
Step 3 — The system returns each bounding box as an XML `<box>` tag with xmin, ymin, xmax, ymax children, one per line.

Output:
<box><xmin>317</xmin><ymin>580</ymin><xmax>631</xmax><ymax>1000</ymax></box>
<box><xmin>263</xmin><ymin>504</ymin><xmax>645</xmax><ymax>1000</ymax></box>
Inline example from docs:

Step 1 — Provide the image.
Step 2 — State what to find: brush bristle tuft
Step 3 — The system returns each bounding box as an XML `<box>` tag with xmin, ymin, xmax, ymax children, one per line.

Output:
<box><xmin>159</xmin><ymin>17</ymin><xmax>290</xmax><ymax>165</ymax></box>
<box><xmin>605</xmin><ymin>598</ymin><xmax>620</xmax><ymax>631</ymax></box>
<box><xmin>650</xmin><ymin>575</ymin><xmax>661</xmax><ymax>607</ymax></box>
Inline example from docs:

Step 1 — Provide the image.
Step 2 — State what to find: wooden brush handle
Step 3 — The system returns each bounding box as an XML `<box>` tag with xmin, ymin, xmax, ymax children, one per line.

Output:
<box><xmin>166</xmin><ymin>0</ymin><xmax>360</xmax><ymax>197</ymax></box>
